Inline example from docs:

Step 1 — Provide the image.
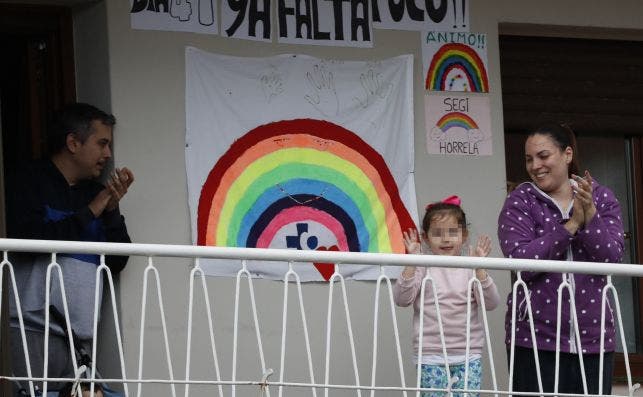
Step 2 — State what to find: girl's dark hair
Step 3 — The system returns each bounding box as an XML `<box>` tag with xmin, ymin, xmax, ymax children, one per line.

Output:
<box><xmin>528</xmin><ymin>123</ymin><xmax>579</xmax><ymax>177</ymax></box>
<box><xmin>421</xmin><ymin>203</ymin><xmax>467</xmax><ymax>235</ymax></box>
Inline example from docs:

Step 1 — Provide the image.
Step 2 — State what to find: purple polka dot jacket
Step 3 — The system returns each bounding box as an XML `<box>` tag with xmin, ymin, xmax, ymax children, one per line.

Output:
<box><xmin>497</xmin><ymin>180</ymin><xmax>624</xmax><ymax>354</ymax></box>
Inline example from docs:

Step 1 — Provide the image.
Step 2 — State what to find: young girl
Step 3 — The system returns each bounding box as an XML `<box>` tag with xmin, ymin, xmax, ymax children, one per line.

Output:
<box><xmin>394</xmin><ymin>195</ymin><xmax>500</xmax><ymax>397</ymax></box>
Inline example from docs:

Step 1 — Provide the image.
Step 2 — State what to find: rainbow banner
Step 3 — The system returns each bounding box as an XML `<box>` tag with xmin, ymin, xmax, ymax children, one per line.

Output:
<box><xmin>422</xmin><ymin>32</ymin><xmax>488</xmax><ymax>93</ymax></box>
<box><xmin>186</xmin><ymin>47</ymin><xmax>417</xmax><ymax>280</ymax></box>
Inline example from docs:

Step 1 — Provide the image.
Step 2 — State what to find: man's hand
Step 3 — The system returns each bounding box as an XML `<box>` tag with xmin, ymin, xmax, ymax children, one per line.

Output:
<box><xmin>106</xmin><ymin>167</ymin><xmax>135</xmax><ymax>211</ymax></box>
<box><xmin>88</xmin><ymin>188</ymin><xmax>112</xmax><ymax>218</ymax></box>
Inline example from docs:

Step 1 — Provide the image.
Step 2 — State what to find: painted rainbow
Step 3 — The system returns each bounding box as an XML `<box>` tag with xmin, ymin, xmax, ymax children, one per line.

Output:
<box><xmin>436</xmin><ymin>111</ymin><xmax>479</xmax><ymax>132</ymax></box>
<box><xmin>197</xmin><ymin>119</ymin><xmax>415</xmax><ymax>254</ymax></box>
<box><xmin>425</xmin><ymin>43</ymin><xmax>489</xmax><ymax>92</ymax></box>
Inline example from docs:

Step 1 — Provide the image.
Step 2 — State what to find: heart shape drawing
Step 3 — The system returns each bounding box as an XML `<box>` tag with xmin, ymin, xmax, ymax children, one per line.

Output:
<box><xmin>314</xmin><ymin>245</ymin><xmax>339</xmax><ymax>281</ymax></box>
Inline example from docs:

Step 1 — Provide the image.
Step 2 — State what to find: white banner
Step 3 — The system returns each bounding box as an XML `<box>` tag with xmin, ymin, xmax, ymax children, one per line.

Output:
<box><xmin>185</xmin><ymin>47</ymin><xmax>417</xmax><ymax>280</ymax></box>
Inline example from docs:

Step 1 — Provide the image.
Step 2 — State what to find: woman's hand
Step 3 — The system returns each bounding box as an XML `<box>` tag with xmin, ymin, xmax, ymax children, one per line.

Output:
<box><xmin>403</xmin><ymin>228</ymin><xmax>422</xmax><ymax>254</ymax></box>
<box><xmin>572</xmin><ymin>170</ymin><xmax>597</xmax><ymax>226</ymax></box>
<box><xmin>565</xmin><ymin>196</ymin><xmax>584</xmax><ymax>235</ymax></box>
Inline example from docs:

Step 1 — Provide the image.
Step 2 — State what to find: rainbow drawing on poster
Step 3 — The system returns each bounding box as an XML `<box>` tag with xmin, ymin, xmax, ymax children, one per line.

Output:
<box><xmin>197</xmin><ymin>119</ymin><xmax>415</xmax><ymax>256</ymax></box>
<box><xmin>436</xmin><ymin>111</ymin><xmax>478</xmax><ymax>132</ymax></box>
<box><xmin>425</xmin><ymin>43</ymin><xmax>489</xmax><ymax>92</ymax></box>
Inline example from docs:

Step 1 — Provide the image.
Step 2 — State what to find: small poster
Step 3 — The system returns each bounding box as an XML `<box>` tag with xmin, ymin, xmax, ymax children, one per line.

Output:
<box><xmin>130</xmin><ymin>0</ymin><xmax>218</xmax><ymax>35</ymax></box>
<box><xmin>422</xmin><ymin>31</ymin><xmax>488</xmax><ymax>92</ymax></box>
<box><xmin>425</xmin><ymin>94</ymin><xmax>492</xmax><ymax>156</ymax></box>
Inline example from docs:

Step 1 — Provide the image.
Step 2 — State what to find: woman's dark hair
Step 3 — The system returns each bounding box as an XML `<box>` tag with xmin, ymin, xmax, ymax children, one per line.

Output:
<box><xmin>528</xmin><ymin>123</ymin><xmax>579</xmax><ymax>177</ymax></box>
<box><xmin>48</xmin><ymin>102</ymin><xmax>116</xmax><ymax>155</ymax></box>
<box><xmin>421</xmin><ymin>203</ymin><xmax>468</xmax><ymax>235</ymax></box>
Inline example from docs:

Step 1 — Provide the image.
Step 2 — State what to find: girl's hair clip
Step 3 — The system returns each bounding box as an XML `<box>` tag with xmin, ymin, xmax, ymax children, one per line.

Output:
<box><xmin>425</xmin><ymin>195</ymin><xmax>462</xmax><ymax>210</ymax></box>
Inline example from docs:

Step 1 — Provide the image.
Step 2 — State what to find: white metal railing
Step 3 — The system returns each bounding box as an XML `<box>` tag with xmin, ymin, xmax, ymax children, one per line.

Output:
<box><xmin>0</xmin><ymin>238</ymin><xmax>642</xmax><ymax>397</ymax></box>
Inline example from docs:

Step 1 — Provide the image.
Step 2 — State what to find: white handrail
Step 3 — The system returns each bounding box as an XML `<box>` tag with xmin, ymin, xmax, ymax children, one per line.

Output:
<box><xmin>2</xmin><ymin>238</ymin><xmax>642</xmax><ymax>275</ymax></box>
<box><xmin>1</xmin><ymin>238</ymin><xmax>641</xmax><ymax>397</ymax></box>
<box><xmin>278</xmin><ymin>262</ymin><xmax>317</xmax><ymax>397</ymax></box>
<box><xmin>184</xmin><ymin>258</ymin><xmax>224</xmax><ymax>397</ymax></box>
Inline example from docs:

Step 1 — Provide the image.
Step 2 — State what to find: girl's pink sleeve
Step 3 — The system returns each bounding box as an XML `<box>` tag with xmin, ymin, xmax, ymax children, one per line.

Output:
<box><xmin>473</xmin><ymin>274</ymin><xmax>501</xmax><ymax>311</ymax></box>
<box><xmin>393</xmin><ymin>267</ymin><xmax>425</xmax><ymax>307</ymax></box>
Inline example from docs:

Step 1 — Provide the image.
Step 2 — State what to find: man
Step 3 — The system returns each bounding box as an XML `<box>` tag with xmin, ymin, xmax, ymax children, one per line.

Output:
<box><xmin>6</xmin><ymin>103</ymin><xmax>134</xmax><ymax>395</ymax></box>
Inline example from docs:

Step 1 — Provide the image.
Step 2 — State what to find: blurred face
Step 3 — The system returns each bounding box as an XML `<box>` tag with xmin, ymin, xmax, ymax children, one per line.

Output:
<box><xmin>424</xmin><ymin>214</ymin><xmax>466</xmax><ymax>256</ymax></box>
<box><xmin>70</xmin><ymin>120</ymin><xmax>113</xmax><ymax>180</ymax></box>
<box><xmin>525</xmin><ymin>133</ymin><xmax>572</xmax><ymax>194</ymax></box>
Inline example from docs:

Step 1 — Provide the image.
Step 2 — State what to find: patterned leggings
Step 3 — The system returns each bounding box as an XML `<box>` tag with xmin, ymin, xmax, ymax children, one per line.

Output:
<box><xmin>420</xmin><ymin>359</ymin><xmax>482</xmax><ymax>397</ymax></box>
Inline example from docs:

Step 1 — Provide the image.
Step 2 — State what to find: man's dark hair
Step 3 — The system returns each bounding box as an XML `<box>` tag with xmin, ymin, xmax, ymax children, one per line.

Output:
<box><xmin>48</xmin><ymin>102</ymin><xmax>116</xmax><ymax>155</ymax></box>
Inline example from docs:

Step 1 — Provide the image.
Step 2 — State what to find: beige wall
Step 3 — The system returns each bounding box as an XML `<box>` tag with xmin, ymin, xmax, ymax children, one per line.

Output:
<box><xmin>76</xmin><ymin>0</ymin><xmax>643</xmax><ymax>394</ymax></box>
<box><xmin>74</xmin><ymin>1</ymin><xmax>111</xmax><ymax>111</ymax></box>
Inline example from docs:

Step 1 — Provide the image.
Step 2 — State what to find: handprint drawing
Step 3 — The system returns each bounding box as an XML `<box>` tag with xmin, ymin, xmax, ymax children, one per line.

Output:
<box><xmin>304</xmin><ymin>64</ymin><xmax>339</xmax><ymax>117</ymax></box>
<box><xmin>353</xmin><ymin>69</ymin><xmax>392</xmax><ymax>108</ymax></box>
<box><xmin>260</xmin><ymin>68</ymin><xmax>284</xmax><ymax>102</ymax></box>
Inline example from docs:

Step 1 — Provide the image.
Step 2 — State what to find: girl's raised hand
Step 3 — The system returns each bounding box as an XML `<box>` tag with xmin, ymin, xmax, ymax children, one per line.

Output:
<box><xmin>403</xmin><ymin>228</ymin><xmax>422</xmax><ymax>254</ymax></box>
<box><xmin>471</xmin><ymin>235</ymin><xmax>491</xmax><ymax>257</ymax></box>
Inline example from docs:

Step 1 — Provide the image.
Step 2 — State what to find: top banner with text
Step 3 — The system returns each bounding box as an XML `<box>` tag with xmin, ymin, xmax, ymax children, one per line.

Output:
<box><xmin>130</xmin><ymin>0</ymin><xmax>469</xmax><ymax>47</ymax></box>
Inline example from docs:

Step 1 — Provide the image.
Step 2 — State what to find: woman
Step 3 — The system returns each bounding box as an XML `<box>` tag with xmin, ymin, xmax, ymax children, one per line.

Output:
<box><xmin>498</xmin><ymin>123</ymin><xmax>624</xmax><ymax>395</ymax></box>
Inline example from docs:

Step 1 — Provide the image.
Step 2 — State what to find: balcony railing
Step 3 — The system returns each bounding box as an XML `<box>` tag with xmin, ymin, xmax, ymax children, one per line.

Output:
<box><xmin>0</xmin><ymin>238</ymin><xmax>642</xmax><ymax>397</ymax></box>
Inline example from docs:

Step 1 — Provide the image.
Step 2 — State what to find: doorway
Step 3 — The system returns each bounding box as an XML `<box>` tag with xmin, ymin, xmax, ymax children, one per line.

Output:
<box><xmin>0</xmin><ymin>3</ymin><xmax>76</xmax><ymax>392</ymax></box>
<box><xmin>0</xmin><ymin>3</ymin><xmax>76</xmax><ymax>181</ymax></box>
